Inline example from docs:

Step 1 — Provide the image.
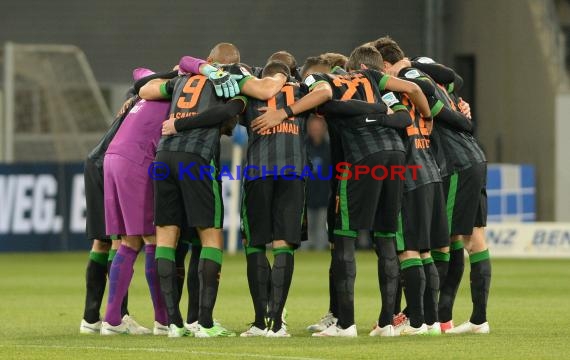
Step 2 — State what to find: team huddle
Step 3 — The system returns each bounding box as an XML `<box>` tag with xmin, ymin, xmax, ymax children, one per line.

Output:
<box><xmin>79</xmin><ymin>37</ymin><xmax>491</xmax><ymax>338</ymax></box>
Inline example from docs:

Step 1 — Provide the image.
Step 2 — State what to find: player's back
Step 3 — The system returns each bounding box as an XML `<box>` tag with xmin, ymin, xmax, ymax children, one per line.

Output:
<box><xmin>393</xmin><ymin>94</ymin><xmax>441</xmax><ymax>192</ymax></box>
<box><xmin>306</xmin><ymin>70</ymin><xmax>405</xmax><ymax>164</ymax></box>
<box><xmin>87</xmin><ymin>96</ymin><xmax>137</xmax><ymax>167</ymax></box>
<box><xmin>417</xmin><ymin>70</ymin><xmax>486</xmax><ymax>175</ymax></box>
<box><xmin>242</xmin><ymin>82</ymin><xmax>308</xmax><ymax>177</ymax></box>
<box><xmin>106</xmin><ymin>99</ymin><xmax>170</xmax><ymax>165</ymax></box>
<box><xmin>157</xmin><ymin>74</ymin><xmax>226</xmax><ymax>162</ymax></box>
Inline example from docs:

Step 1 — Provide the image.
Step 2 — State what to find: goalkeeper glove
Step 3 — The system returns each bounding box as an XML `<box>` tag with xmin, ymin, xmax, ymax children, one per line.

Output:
<box><xmin>202</xmin><ymin>65</ymin><xmax>242</xmax><ymax>98</ymax></box>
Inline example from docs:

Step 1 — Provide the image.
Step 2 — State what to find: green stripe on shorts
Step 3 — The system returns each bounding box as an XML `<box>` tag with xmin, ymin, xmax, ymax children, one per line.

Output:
<box><xmin>446</xmin><ymin>173</ymin><xmax>459</xmax><ymax>235</ymax></box>
<box><xmin>241</xmin><ymin>190</ymin><xmax>251</xmax><ymax>247</ymax></box>
<box><xmin>395</xmin><ymin>212</ymin><xmax>405</xmax><ymax>252</ymax></box>
<box><xmin>339</xmin><ymin>169</ymin><xmax>350</xmax><ymax>231</ymax></box>
<box><xmin>210</xmin><ymin>160</ymin><xmax>222</xmax><ymax>228</ymax></box>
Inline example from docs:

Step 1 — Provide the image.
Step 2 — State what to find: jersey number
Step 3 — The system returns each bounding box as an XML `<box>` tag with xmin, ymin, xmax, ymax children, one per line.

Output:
<box><xmin>401</xmin><ymin>95</ymin><xmax>429</xmax><ymax>136</ymax></box>
<box><xmin>267</xmin><ymin>85</ymin><xmax>295</xmax><ymax>120</ymax></box>
<box><xmin>332</xmin><ymin>76</ymin><xmax>374</xmax><ymax>103</ymax></box>
<box><xmin>177</xmin><ymin>75</ymin><xmax>207</xmax><ymax>109</ymax></box>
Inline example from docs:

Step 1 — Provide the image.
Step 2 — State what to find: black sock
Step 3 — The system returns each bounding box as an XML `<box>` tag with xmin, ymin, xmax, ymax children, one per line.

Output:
<box><xmin>394</xmin><ymin>274</ymin><xmax>403</xmax><ymax>315</ymax></box>
<box><xmin>156</xmin><ymin>247</ymin><xmax>183</xmax><ymax>327</ymax></box>
<box><xmin>267</xmin><ymin>265</ymin><xmax>272</xmax><ymax>307</ymax></box>
<box><xmin>83</xmin><ymin>251</ymin><xmax>108</xmax><ymax>323</ymax></box>
<box><xmin>186</xmin><ymin>245</ymin><xmax>201</xmax><ymax>324</ymax></box>
<box><xmin>422</xmin><ymin>257</ymin><xmax>439</xmax><ymax>325</ymax></box>
<box><xmin>401</xmin><ymin>258</ymin><xmax>426</xmax><ymax>328</ymax></box>
<box><xmin>268</xmin><ymin>247</ymin><xmax>294</xmax><ymax>331</ymax></box>
<box><xmin>328</xmin><ymin>246</ymin><xmax>338</xmax><ymax>317</ymax></box>
<box><xmin>198</xmin><ymin>247</ymin><xmax>223</xmax><ymax>328</ymax></box>
<box><xmin>469</xmin><ymin>250</ymin><xmax>491</xmax><ymax>325</ymax></box>
<box><xmin>432</xmin><ymin>250</ymin><xmax>450</xmax><ymax>296</ymax></box>
<box><xmin>332</xmin><ymin>237</ymin><xmax>356</xmax><ymax>329</ymax></box>
<box><xmin>246</xmin><ymin>246</ymin><xmax>270</xmax><ymax>329</ymax></box>
<box><xmin>438</xmin><ymin>244</ymin><xmax>464</xmax><ymax>322</ymax></box>
<box><xmin>108</xmin><ymin>254</ymin><xmax>129</xmax><ymax>317</ymax></box>
<box><xmin>374</xmin><ymin>236</ymin><xmax>399</xmax><ymax>327</ymax></box>
<box><xmin>175</xmin><ymin>241</ymin><xmax>189</xmax><ymax>305</ymax></box>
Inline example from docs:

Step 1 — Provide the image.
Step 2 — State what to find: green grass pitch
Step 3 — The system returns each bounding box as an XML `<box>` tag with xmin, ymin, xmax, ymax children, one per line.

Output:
<box><xmin>0</xmin><ymin>251</ymin><xmax>568</xmax><ymax>359</ymax></box>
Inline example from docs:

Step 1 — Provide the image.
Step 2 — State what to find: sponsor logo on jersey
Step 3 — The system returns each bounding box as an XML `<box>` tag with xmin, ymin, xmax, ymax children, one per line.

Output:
<box><xmin>404</xmin><ymin>69</ymin><xmax>421</xmax><ymax>79</ymax></box>
<box><xmin>381</xmin><ymin>92</ymin><xmax>399</xmax><ymax>107</ymax></box>
<box><xmin>304</xmin><ymin>75</ymin><xmax>316</xmax><ymax>87</ymax></box>
<box><xmin>416</xmin><ymin>57</ymin><xmax>436</xmax><ymax>64</ymax></box>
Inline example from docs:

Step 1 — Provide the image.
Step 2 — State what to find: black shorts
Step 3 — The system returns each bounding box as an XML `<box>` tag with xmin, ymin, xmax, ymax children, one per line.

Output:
<box><xmin>326</xmin><ymin>177</ymin><xmax>339</xmax><ymax>243</ymax></box>
<box><xmin>179</xmin><ymin>226</ymin><xmax>201</xmax><ymax>246</ymax></box>
<box><xmin>154</xmin><ymin>151</ymin><xmax>223</xmax><ymax>229</ymax></box>
<box><xmin>84</xmin><ymin>158</ymin><xmax>111</xmax><ymax>243</ymax></box>
<box><xmin>241</xmin><ymin>177</ymin><xmax>305</xmax><ymax>248</ymax></box>
<box><xmin>443</xmin><ymin>162</ymin><xmax>488</xmax><ymax>236</ymax></box>
<box><xmin>396</xmin><ymin>182</ymin><xmax>448</xmax><ymax>252</ymax></box>
<box><xmin>335</xmin><ymin>151</ymin><xmax>405</xmax><ymax>236</ymax></box>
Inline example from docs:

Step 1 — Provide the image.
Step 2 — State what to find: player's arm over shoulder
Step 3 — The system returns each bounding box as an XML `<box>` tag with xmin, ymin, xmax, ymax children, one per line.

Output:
<box><xmin>381</xmin><ymin>74</ymin><xmax>431</xmax><ymax>118</ymax></box>
<box><xmin>139</xmin><ymin>77</ymin><xmax>178</xmax><ymax>100</ymax></box>
<box><xmin>222</xmin><ymin>63</ymin><xmax>285</xmax><ymax>100</ymax></box>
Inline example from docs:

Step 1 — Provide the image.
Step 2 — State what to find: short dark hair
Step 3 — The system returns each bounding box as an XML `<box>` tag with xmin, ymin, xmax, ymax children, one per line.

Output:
<box><xmin>346</xmin><ymin>45</ymin><xmax>384</xmax><ymax>71</ymax></box>
<box><xmin>371</xmin><ymin>36</ymin><xmax>405</xmax><ymax>65</ymax></box>
<box><xmin>261</xmin><ymin>60</ymin><xmax>291</xmax><ymax>78</ymax></box>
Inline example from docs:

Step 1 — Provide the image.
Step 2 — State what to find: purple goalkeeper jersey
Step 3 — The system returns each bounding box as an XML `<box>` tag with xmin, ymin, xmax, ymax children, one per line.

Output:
<box><xmin>106</xmin><ymin>58</ymin><xmax>206</xmax><ymax>164</ymax></box>
<box><xmin>106</xmin><ymin>68</ymin><xmax>170</xmax><ymax>164</ymax></box>
<box><xmin>105</xmin><ymin>98</ymin><xmax>170</xmax><ymax>165</ymax></box>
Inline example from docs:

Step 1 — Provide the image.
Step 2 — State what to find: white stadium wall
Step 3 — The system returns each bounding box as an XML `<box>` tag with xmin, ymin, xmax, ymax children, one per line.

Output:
<box><xmin>555</xmin><ymin>93</ymin><xmax>570</xmax><ymax>222</ymax></box>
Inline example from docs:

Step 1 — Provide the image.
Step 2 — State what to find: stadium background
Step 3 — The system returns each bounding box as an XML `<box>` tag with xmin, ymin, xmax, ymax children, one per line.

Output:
<box><xmin>0</xmin><ymin>0</ymin><xmax>569</xmax><ymax>253</ymax></box>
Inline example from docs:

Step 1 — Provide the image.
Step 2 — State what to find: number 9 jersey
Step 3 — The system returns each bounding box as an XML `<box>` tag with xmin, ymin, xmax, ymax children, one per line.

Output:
<box><xmin>156</xmin><ymin>73</ymin><xmax>226</xmax><ymax>162</ymax></box>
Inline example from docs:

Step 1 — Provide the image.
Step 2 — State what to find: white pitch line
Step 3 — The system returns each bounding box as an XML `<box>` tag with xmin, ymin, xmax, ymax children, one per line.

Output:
<box><xmin>0</xmin><ymin>344</ymin><xmax>325</xmax><ymax>360</ymax></box>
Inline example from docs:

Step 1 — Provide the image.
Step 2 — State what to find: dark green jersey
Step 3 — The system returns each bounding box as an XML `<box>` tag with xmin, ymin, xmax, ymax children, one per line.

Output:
<box><xmin>304</xmin><ymin>69</ymin><xmax>405</xmax><ymax>164</ymax></box>
<box><xmin>157</xmin><ymin>74</ymin><xmax>225</xmax><ymax>162</ymax></box>
<box><xmin>446</xmin><ymin>90</ymin><xmax>487</xmax><ymax>168</ymax></box>
<box><xmin>400</xmin><ymin>66</ymin><xmax>486</xmax><ymax>175</ymax></box>
<box><xmin>327</xmin><ymin>65</ymin><xmax>348</xmax><ymax>176</ymax></box>
<box><xmin>386</xmin><ymin>91</ymin><xmax>441</xmax><ymax>192</ymax></box>
<box><xmin>240</xmin><ymin>83</ymin><xmax>309</xmax><ymax>179</ymax></box>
